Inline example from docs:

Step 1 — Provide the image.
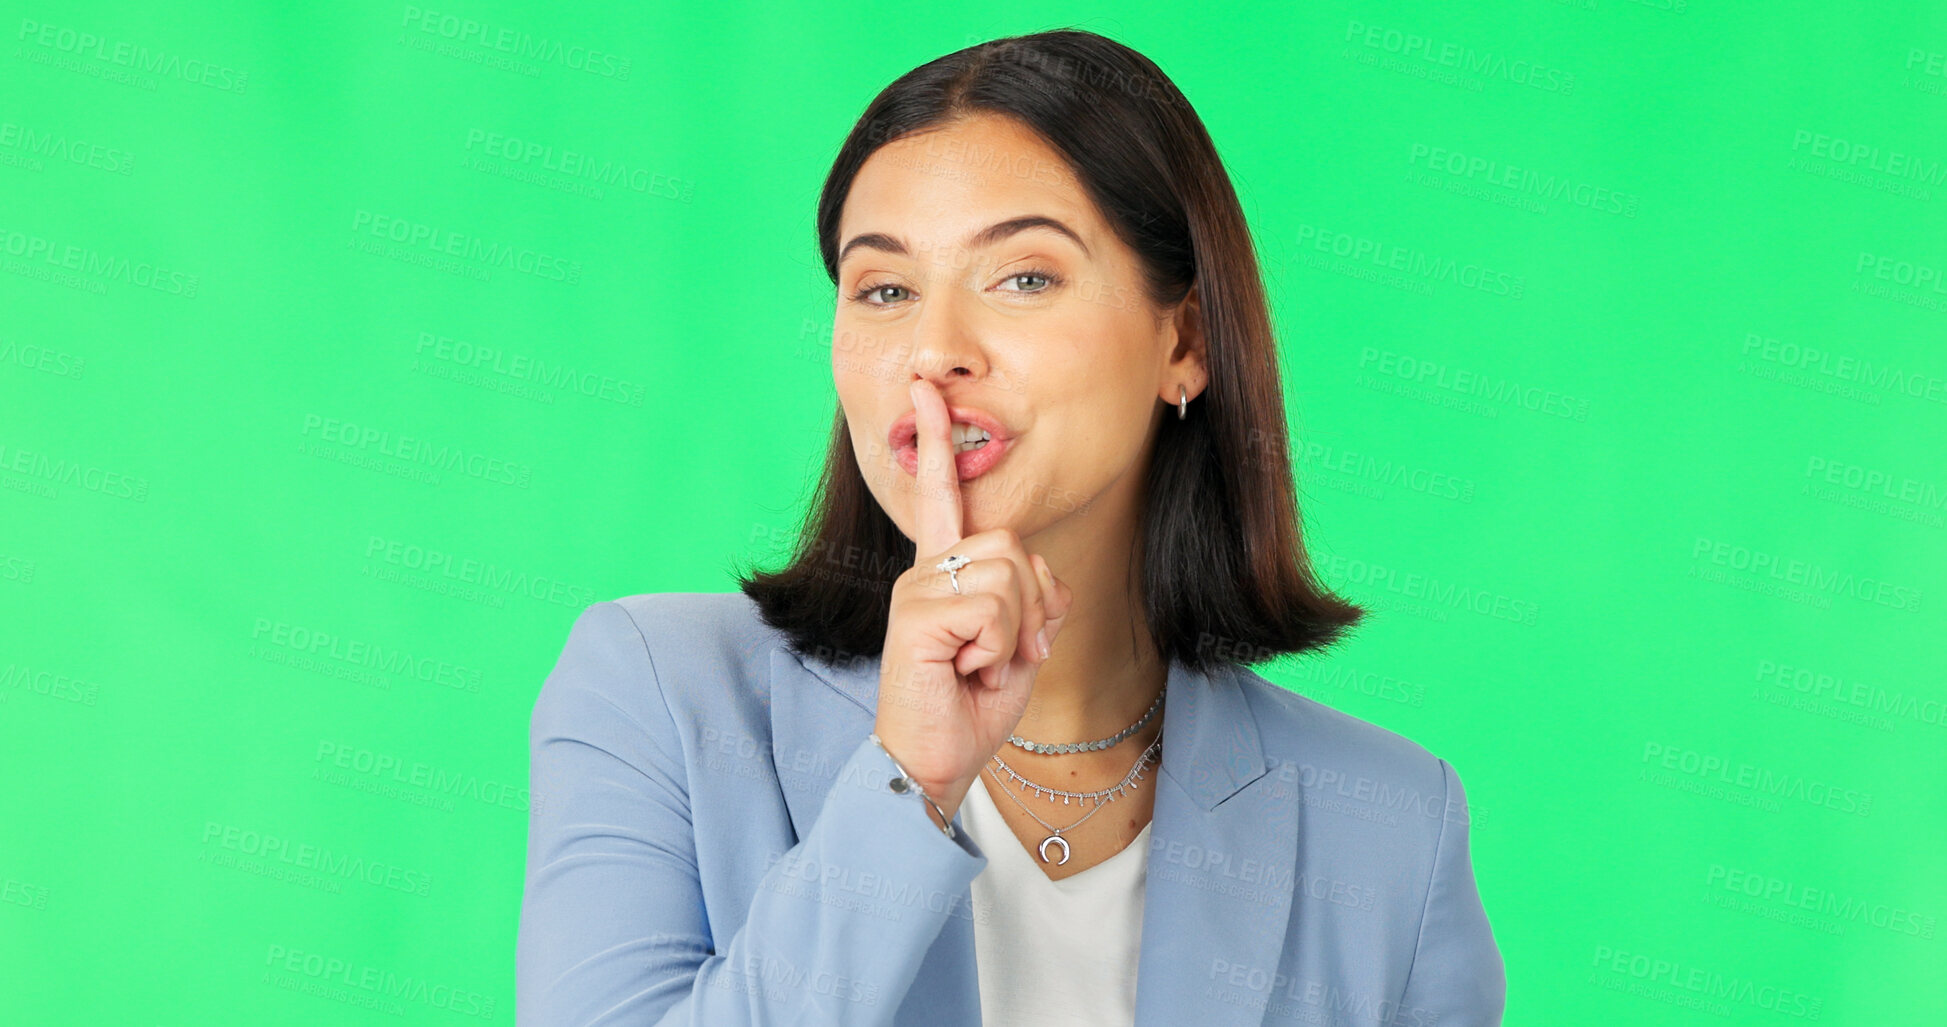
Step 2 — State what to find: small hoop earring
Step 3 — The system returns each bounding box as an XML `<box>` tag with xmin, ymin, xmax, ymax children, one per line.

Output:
<box><xmin>1177</xmin><ymin>384</ymin><xmax>1188</xmax><ymax>420</ymax></box>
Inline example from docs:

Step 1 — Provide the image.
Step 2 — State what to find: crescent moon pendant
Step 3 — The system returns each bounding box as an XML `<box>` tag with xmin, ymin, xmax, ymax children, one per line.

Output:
<box><xmin>1038</xmin><ymin>834</ymin><xmax>1072</xmax><ymax>865</ymax></box>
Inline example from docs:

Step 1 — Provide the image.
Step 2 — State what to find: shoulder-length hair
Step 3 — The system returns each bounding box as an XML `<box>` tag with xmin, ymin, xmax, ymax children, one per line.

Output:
<box><xmin>735</xmin><ymin>28</ymin><xmax>1365</xmax><ymax>673</ymax></box>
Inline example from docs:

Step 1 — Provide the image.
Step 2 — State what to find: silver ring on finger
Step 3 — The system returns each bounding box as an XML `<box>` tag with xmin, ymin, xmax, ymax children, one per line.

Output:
<box><xmin>935</xmin><ymin>553</ymin><xmax>971</xmax><ymax>595</ymax></box>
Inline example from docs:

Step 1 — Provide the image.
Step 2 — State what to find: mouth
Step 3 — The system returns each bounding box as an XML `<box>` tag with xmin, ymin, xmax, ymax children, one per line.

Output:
<box><xmin>887</xmin><ymin>405</ymin><xmax>1016</xmax><ymax>482</ymax></box>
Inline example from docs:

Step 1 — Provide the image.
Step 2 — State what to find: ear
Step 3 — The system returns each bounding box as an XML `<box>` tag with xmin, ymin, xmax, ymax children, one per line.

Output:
<box><xmin>1161</xmin><ymin>282</ymin><xmax>1208</xmax><ymax>403</ymax></box>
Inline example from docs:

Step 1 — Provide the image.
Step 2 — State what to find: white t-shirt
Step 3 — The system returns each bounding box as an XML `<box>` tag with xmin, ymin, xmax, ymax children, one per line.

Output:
<box><xmin>961</xmin><ymin>770</ymin><xmax>1152</xmax><ymax>1025</ymax></box>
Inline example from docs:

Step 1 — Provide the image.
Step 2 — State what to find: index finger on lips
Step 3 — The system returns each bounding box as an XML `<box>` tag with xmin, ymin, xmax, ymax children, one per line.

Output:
<box><xmin>909</xmin><ymin>379</ymin><xmax>965</xmax><ymax>566</ymax></box>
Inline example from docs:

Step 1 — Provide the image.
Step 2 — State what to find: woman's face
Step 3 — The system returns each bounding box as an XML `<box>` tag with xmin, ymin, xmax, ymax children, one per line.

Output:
<box><xmin>833</xmin><ymin>113</ymin><xmax>1200</xmax><ymax>545</ymax></box>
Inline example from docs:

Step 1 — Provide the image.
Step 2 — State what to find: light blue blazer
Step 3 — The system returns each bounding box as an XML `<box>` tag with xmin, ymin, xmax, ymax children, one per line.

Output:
<box><xmin>517</xmin><ymin>594</ymin><xmax>1505</xmax><ymax>1025</ymax></box>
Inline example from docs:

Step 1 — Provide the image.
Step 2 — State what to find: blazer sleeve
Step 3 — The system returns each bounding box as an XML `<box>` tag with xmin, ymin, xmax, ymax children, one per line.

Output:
<box><xmin>1394</xmin><ymin>757</ymin><xmax>1506</xmax><ymax>1026</ymax></box>
<box><xmin>516</xmin><ymin>601</ymin><xmax>988</xmax><ymax>1026</ymax></box>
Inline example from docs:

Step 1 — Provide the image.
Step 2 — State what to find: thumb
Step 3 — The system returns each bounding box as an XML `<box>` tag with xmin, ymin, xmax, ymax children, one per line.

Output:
<box><xmin>1034</xmin><ymin>556</ymin><xmax>1074</xmax><ymax>653</ymax></box>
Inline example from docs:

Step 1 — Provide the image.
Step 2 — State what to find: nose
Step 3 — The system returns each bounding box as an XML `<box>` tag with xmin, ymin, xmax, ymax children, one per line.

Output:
<box><xmin>908</xmin><ymin>289</ymin><xmax>989</xmax><ymax>390</ymax></box>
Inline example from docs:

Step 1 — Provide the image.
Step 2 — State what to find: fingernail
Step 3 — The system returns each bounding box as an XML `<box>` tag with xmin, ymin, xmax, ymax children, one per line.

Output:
<box><xmin>1037</xmin><ymin>627</ymin><xmax>1051</xmax><ymax>661</ymax></box>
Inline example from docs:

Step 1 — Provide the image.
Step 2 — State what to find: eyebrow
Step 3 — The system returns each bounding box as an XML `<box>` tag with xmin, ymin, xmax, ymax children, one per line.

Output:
<box><xmin>837</xmin><ymin>215</ymin><xmax>1093</xmax><ymax>266</ymax></box>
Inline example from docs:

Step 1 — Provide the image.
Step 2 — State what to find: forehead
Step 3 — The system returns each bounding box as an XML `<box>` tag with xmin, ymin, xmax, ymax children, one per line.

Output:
<box><xmin>839</xmin><ymin>115</ymin><xmax>1096</xmax><ymax>250</ymax></box>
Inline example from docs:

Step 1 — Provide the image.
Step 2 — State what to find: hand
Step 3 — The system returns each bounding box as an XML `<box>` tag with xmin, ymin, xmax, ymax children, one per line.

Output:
<box><xmin>874</xmin><ymin>378</ymin><xmax>1074</xmax><ymax>826</ymax></box>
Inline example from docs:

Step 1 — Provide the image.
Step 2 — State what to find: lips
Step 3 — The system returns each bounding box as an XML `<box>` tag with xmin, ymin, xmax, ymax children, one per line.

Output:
<box><xmin>888</xmin><ymin>404</ymin><xmax>1016</xmax><ymax>482</ymax></box>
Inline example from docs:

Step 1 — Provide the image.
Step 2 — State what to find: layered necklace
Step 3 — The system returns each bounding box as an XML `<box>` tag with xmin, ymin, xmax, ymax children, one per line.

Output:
<box><xmin>984</xmin><ymin>684</ymin><xmax>1165</xmax><ymax>866</ymax></box>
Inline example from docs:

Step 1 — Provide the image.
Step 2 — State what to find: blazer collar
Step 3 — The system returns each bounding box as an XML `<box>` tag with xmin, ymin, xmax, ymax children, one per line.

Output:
<box><xmin>771</xmin><ymin>645</ymin><xmax>1301</xmax><ymax>1025</ymax></box>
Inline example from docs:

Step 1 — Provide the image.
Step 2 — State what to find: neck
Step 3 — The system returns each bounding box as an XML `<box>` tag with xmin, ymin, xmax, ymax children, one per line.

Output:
<box><xmin>1014</xmin><ymin>496</ymin><xmax>1167</xmax><ymax>750</ymax></box>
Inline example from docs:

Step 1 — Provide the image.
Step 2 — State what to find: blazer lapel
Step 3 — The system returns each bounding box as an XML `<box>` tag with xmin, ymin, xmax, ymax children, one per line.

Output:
<box><xmin>1134</xmin><ymin>660</ymin><xmax>1298</xmax><ymax>1026</ymax></box>
<box><xmin>772</xmin><ymin>649</ymin><xmax>1297</xmax><ymax>1027</ymax></box>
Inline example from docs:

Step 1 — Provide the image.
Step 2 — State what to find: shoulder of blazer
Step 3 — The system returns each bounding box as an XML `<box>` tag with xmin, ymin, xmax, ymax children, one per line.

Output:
<box><xmin>1224</xmin><ymin>663</ymin><xmax>1454</xmax><ymax>829</ymax></box>
<box><xmin>600</xmin><ymin>590</ymin><xmax>793</xmax><ymax>705</ymax></box>
<box><xmin>606</xmin><ymin>591</ymin><xmax>773</xmax><ymax>647</ymax></box>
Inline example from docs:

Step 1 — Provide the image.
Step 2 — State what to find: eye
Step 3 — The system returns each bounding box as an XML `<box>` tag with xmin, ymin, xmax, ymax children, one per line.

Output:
<box><xmin>849</xmin><ymin>281</ymin><xmax>910</xmax><ymax>306</ymax></box>
<box><xmin>846</xmin><ymin>267</ymin><xmax>1066</xmax><ymax>307</ymax></box>
<box><xmin>998</xmin><ymin>268</ymin><xmax>1064</xmax><ymax>295</ymax></box>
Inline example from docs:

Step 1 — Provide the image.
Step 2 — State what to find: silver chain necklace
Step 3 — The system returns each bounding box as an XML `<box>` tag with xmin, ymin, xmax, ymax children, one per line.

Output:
<box><xmin>984</xmin><ymin>730</ymin><xmax>1162</xmax><ymax>866</ymax></box>
<box><xmin>1008</xmin><ymin>684</ymin><xmax>1165</xmax><ymax>754</ymax></box>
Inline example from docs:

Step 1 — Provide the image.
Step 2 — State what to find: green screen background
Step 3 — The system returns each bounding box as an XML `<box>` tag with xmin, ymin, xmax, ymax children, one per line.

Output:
<box><xmin>3</xmin><ymin>1</ymin><xmax>1943</xmax><ymax>1023</ymax></box>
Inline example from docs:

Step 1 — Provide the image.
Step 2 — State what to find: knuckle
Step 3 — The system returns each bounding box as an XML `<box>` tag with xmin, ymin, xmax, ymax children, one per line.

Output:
<box><xmin>969</xmin><ymin>526</ymin><xmax>1020</xmax><ymax>550</ymax></box>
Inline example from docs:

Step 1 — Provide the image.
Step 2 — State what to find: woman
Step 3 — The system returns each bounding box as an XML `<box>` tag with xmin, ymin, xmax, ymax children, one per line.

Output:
<box><xmin>518</xmin><ymin>29</ymin><xmax>1505</xmax><ymax>1027</ymax></box>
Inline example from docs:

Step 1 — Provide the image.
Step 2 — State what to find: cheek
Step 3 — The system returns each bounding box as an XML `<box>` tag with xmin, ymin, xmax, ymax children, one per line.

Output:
<box><xmin>831</xmin><ymin>319</ymin><xmax>907</xmax><ymax>378</ymax></box>
<box><xmin>834</xmin><ymin>391</ymin><xmax>901</xmax><ymax>485</ymax></box>
<box><xmin>832</xmin><ymin>357</ymin><xmax>883</xmax><ymax>433</ymax></box>
<box><xmin>1040</xmin><ymin>389</ymin><xmax>1154</xmax><ymax>470</ymax></box>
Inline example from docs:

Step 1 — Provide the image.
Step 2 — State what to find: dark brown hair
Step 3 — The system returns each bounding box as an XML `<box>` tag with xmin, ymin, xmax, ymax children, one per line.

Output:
<box><xmin>734</xmin><ymin>28</ymin><xmax>1365</xmax><ymax>672</ymax></box>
